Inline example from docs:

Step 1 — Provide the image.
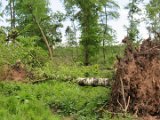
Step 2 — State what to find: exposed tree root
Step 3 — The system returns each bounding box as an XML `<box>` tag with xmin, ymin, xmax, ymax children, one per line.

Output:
<box><xmin>109</xmin><ymin>37</ymin><xmax>160</xmax><ymax>119</ymax></box>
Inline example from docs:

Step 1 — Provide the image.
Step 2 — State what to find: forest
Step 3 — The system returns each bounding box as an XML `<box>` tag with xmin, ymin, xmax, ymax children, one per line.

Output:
<box><xmin>0</xmin><ymin>0</ymin><xmax>160</xmax><ymax>120</ymax></box>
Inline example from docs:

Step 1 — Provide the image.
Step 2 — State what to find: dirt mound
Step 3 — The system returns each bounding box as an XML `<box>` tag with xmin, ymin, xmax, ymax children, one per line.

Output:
<box><xmin>0</xmin><ymin>61</ymin><xmax>32</xmax><ymax>81</ymax></box>
<box><xmin>110</xmin><ymin>37</ymin><xmax>160</xmax><ymax>119</ymax></box>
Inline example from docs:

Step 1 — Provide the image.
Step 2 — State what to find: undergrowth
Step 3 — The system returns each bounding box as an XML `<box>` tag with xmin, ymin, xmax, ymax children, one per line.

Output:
<box><xmin>0</xmin><ymin>38</ymin><xmax>132</xmax><ymax>119</ymax></box>
<box><xmin>0</xmin><ymin>81</ymin><xmax>110</xmax><ymax>120</ymax></box>
<box><xmin>0</xmin><ymin>80</ymin><xmax>134</xmax><ymax>120</ymax></box>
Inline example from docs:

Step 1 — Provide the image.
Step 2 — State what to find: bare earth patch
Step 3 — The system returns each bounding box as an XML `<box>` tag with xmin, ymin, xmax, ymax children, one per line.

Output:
<box><xmin>0</xmin><ymin>61</ymin><xmax>32</xmax><ymax>81</ymax></box>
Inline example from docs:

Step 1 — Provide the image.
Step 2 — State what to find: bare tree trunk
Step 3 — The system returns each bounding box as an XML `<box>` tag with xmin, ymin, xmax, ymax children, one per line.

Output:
<box><xmin>84</xmin><ymin>17</ymin><xmax>89</xmax><ymax>66</ymax></box>
<box><xmin>103</xmin><ymin>5</ymin><xmax>108</xmax><ymax>64</ymax></box>
<box><xmin>84</xmin><ymin>44</ymin><xmax>89</xmax><ymax>66</ymax></box>
<box><xmin>102</xmin><ymin>39</ymin><xmax>106</xmax><ymax>63</ymax></box>
<box><xmin>12</xmin><ymin>0</ymin><xmax>15</xmax><ymax>28</ymax></box>
<box><xmin>35</xmin><ymin>18</ymin><xmax>53</xmax><ymax>60</ymax></box>
<box><xmin>83</xmin><ymin>11</ymin><xmax>90</xmax><ymax>66</ymax></box>
<box><xmin>71</xmin><ymin>8</ymin><xmax>79</xmax><ymax>61</ymax></box>
<box><xmin>9</xmin><ymin>0</ymin><xmax>13</xmax><ymax>28</ymax></box>
<box><xmin>9</xmin><ymin>0</ymin><xmax>16</xmax><ymax>29</ymax></box>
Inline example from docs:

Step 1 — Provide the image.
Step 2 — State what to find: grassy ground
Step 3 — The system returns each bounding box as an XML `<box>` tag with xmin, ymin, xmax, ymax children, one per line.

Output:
<box><xmin>0</xmin><ymin>80</ymin><xmax>134</xmax><ymax>120</ymax></box>
<box><xmin>0</xmin><ymin>45</ymin><xmax>134</xmax><ymax>119</ymax></box>
<box><xmin>0</xmin><ymin>80</ymin><xmax>110</xmax><ymax>120</ymax></box>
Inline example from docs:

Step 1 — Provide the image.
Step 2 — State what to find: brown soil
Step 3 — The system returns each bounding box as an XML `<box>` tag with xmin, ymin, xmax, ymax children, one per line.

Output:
<box><xmin>0</xmin><ymin>61</ymin><xmax>32</xmax><ymax>81</ymax></box>
<box><xmin>110</xmin><ymin>37</ymin><xmax>160</xmax><ymax>119</ymax></box>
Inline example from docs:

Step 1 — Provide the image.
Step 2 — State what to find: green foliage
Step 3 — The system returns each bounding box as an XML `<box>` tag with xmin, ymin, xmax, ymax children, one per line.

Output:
<box><xmin>64</xmin><ymin>0</ymin><xmax>106</xmax><ymax>65</ymax></box>
<box><xmin>127</xmin><ymin>20</ymin><xmax>139</xmax><ymax>41</ymax></box>
<box><xmin>0</xmin><ymin>36</ymin><xmax>49</xmax><ymax>69</ymax></box>
<box><xmin>15</xmin><ymin>0</ymin><xmax>49</xmax><ymax>25</ymax></box>
<box><xmin>65</xmin><ymin>26</ymin><xmax>77</xmax><ymax>46</ymax></box>
<box><xmin>101</xmin><ymin>113</ymin><xmax>134</xmax><ymax>120</ymax></box>
<box><xmin>146</xmin><ymin>0</ymin><xmax>160</xmax><ymax>34</ymax></box>
<box><xmin>0</xmin><ymin>27</ymin><xmax>6</xmax><ymax>43</ymax></box>
<box><xmin>0</xmin><ymin>81</ymin><xmax>110</xmax><ymax>120</ymax></box>
<box><xmin>125</xmin><ymin>0</ymin><xmax>143</xmax><ymax>41</ymax></box>
<box><xmin>0</xmin><ymin>29</ymin><xmax>128</xmax><ymax>120</ymax></box>
<box><xmin>99</xmin><ymin>0</ymin><xmax>120</xmax><ymax>44</ymax></box>
<box><xmin>18</xmin><ymin>36</ymin><xmax>49</xmax><ymax>67</ymax></box>
<box><xmin>0</xmin><ymin>39</ymin><xmax>123</xmax><ymax>82</ymax></box>
<box><xmin>146</xmin><ymin>0</ymin><xmax>160</xmax><ymax>19</ymax></box>
<box><xmin>38</xmin><ymin>45</ymin><xmax>124</xmax><ymax>81</ymax></box>
<box><xmin>36</xmin><ymin>61</ymin><xmax>111</xmax><ymax>81</ymax></box>
<box><xmin>45</xmin><ymin>11</ymin><xmax>65</xmax><ymax>45</ymax></box>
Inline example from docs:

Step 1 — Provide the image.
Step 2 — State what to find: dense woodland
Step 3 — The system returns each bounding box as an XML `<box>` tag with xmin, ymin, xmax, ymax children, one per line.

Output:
<box><xmin>0</xmin><ymin>0</ymin><xmax>160</xmax><ymax>120</ymax></box>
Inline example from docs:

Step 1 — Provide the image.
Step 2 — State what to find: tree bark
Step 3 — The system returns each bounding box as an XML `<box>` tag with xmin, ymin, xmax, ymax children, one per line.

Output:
<box><xmin>84</xmin><ymin>44</ymin><xmax>89</xmax><ymax>66</ymax></box>
<box><xmin>12</xmin><ymin>0</ymin><xmax>15</xmax><ymax>28</ymax></box>
<box><xmin>77</xmin><ymin>78</ymin><xmax>110</xmax><ymax>87</ymax></box>
<box><xmin>35</xmin><ymin>18</ymin><xmax>53</xmax><ymax>60</ymax></box>
<box><xmin>103</xmin><ymin>5</ymin><xmax>108</xmax><ymax>64</ymax></box>
<box><xmin>9</xmin><ymin>0</ymin><xmax>13</xmax><ymax>28</ymax></box>
<box><xmin>9</xmin><ymin>0</ymin><xmax>16</xmax><ymax>29</ymax></box>
<box><xmin>83</xmin><ymin>11</ymin><xmax>90</xmax><ymax>66</ymax></box>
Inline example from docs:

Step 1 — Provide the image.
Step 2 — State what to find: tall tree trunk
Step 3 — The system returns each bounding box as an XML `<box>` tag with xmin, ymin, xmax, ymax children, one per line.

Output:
<box><xmin>84</xmin><ymin>44</ymin><xmax>89</xmax><ymax>66</ymax></box>
<box><xmin>12</xmin><ymin>0</ymin><xmax>15</xmax><ymax>28</ymax></box>
<box><xmin>71</xmin><ymin>8</ymin><xmax>79</xmax><ymax>60</ymax></box>
<box><xmin>83</xmin><ymin>11</ymin><xmax>90</xmax><ymax>66</ymax></box>
<box><xmin>9</xmin><ymin>0</ymin><xmax>13</xmax><ymax>28</ymax></box>
<box><xmin>9</xmin><ymin>0</ymin><xmax>15</xmax><ymax>28</ymax></box>
<box><xmin>103</xmin><ymin>6</ymin><xmax>108</xmax><ymax>64</ymax></box>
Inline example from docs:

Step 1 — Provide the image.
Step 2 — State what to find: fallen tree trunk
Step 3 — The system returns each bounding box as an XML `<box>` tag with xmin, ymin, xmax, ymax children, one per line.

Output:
<box><xmin>77</xmin><ymin>78</ymin><xmax>110</xmax><ymax>87</ymax></box>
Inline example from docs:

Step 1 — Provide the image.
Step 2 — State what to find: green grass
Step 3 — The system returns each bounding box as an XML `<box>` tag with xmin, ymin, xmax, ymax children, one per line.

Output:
<box><xmin>0</xmin><ymin>80</ymin><xmax>110</xmax><ymax>120</ymax></box>
<box><xmin>43</xmin><ymin>45</ymin><xmax>125</xmax><ymax>81</ymax></box>
<box><xmin>53</xmin><ymin>45</ymin><xmax>124</xmax><ymax>66</ymax></box>
<box><xmin>0</xmin><ymin>80</ymin><xmax>134</xmax><ymax>120</ymax></box>
<box><xmin>42</xmin><ymin>63</ymin><xmax>114</xmax><ymax>81</ymax></box>
<box><xmin>0</xmin><ymin>44</ymin><xmax>133</xmax><ymax>120</ymax></box>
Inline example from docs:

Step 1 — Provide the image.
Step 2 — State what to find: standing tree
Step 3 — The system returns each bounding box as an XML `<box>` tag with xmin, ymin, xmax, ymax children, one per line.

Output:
<box><xmin>65</xmin><ymin>26</ymin><xmax>77</xmax><ymax>47</ymax></box>
<box><xmin>125</xmin><ymin>0</ymin><xmax>143</xmax><ymax>41</ymax></box>
<box><xmin>63</xmin><ymin>0</ymin><xmax>106</xmax><ymax>65</ymax></box>
<box><xmin>5</xmin><ymin>0</ymin><xmax>16</xmax><ymax>28</ymax></box>
<box><xmin>100</xmin><ymin>0</ymin><xmax>119</xmax><ymax>63</ymax></box>
<box><xmin>0</xmin><ymin>1</ymin><xmax>2</xmax><ymax>17</ymax></box>
<box><xmin>65</xmin><ymin>5</ymin><xmax>79</xmax><ymax>56</ymax></box>
<box><xmin>9</xmin><ymin>0</ymin><xmax>16</xmax><ymax>28</ymax></box>
<box><xmin>146</xmin><ymin>0</ymin><xmax>160</xmax><ymax>40</ymax></box>
<box><xmin>65</xmin><ymin>26</ymin><xmax>77</xmax><ymax>60</ymax></box>
<box><xmin>47</xmin><ymin>11</ymin><xmax>65</xmax><ymax>46</ymax></box>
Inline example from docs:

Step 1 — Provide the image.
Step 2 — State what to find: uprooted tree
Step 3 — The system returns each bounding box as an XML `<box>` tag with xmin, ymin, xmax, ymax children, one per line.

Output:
<box><xmin>109</xmin><ymin>37</ymin><xmax>160</xmax><ymax>119</ymax></box>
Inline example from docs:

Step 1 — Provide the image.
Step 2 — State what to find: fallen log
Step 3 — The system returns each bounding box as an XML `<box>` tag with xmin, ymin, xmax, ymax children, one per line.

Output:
<box><xmin>77</xmin><ymin>78</ymin><xmax>110</xmax><ymax>87</ymax></box>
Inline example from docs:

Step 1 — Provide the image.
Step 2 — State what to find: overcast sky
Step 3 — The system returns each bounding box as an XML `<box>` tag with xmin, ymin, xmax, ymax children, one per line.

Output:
<box><xmin>0</xmin><ymin>0</ymin><xmax>150</xmax><ymax>43</ymax></box>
